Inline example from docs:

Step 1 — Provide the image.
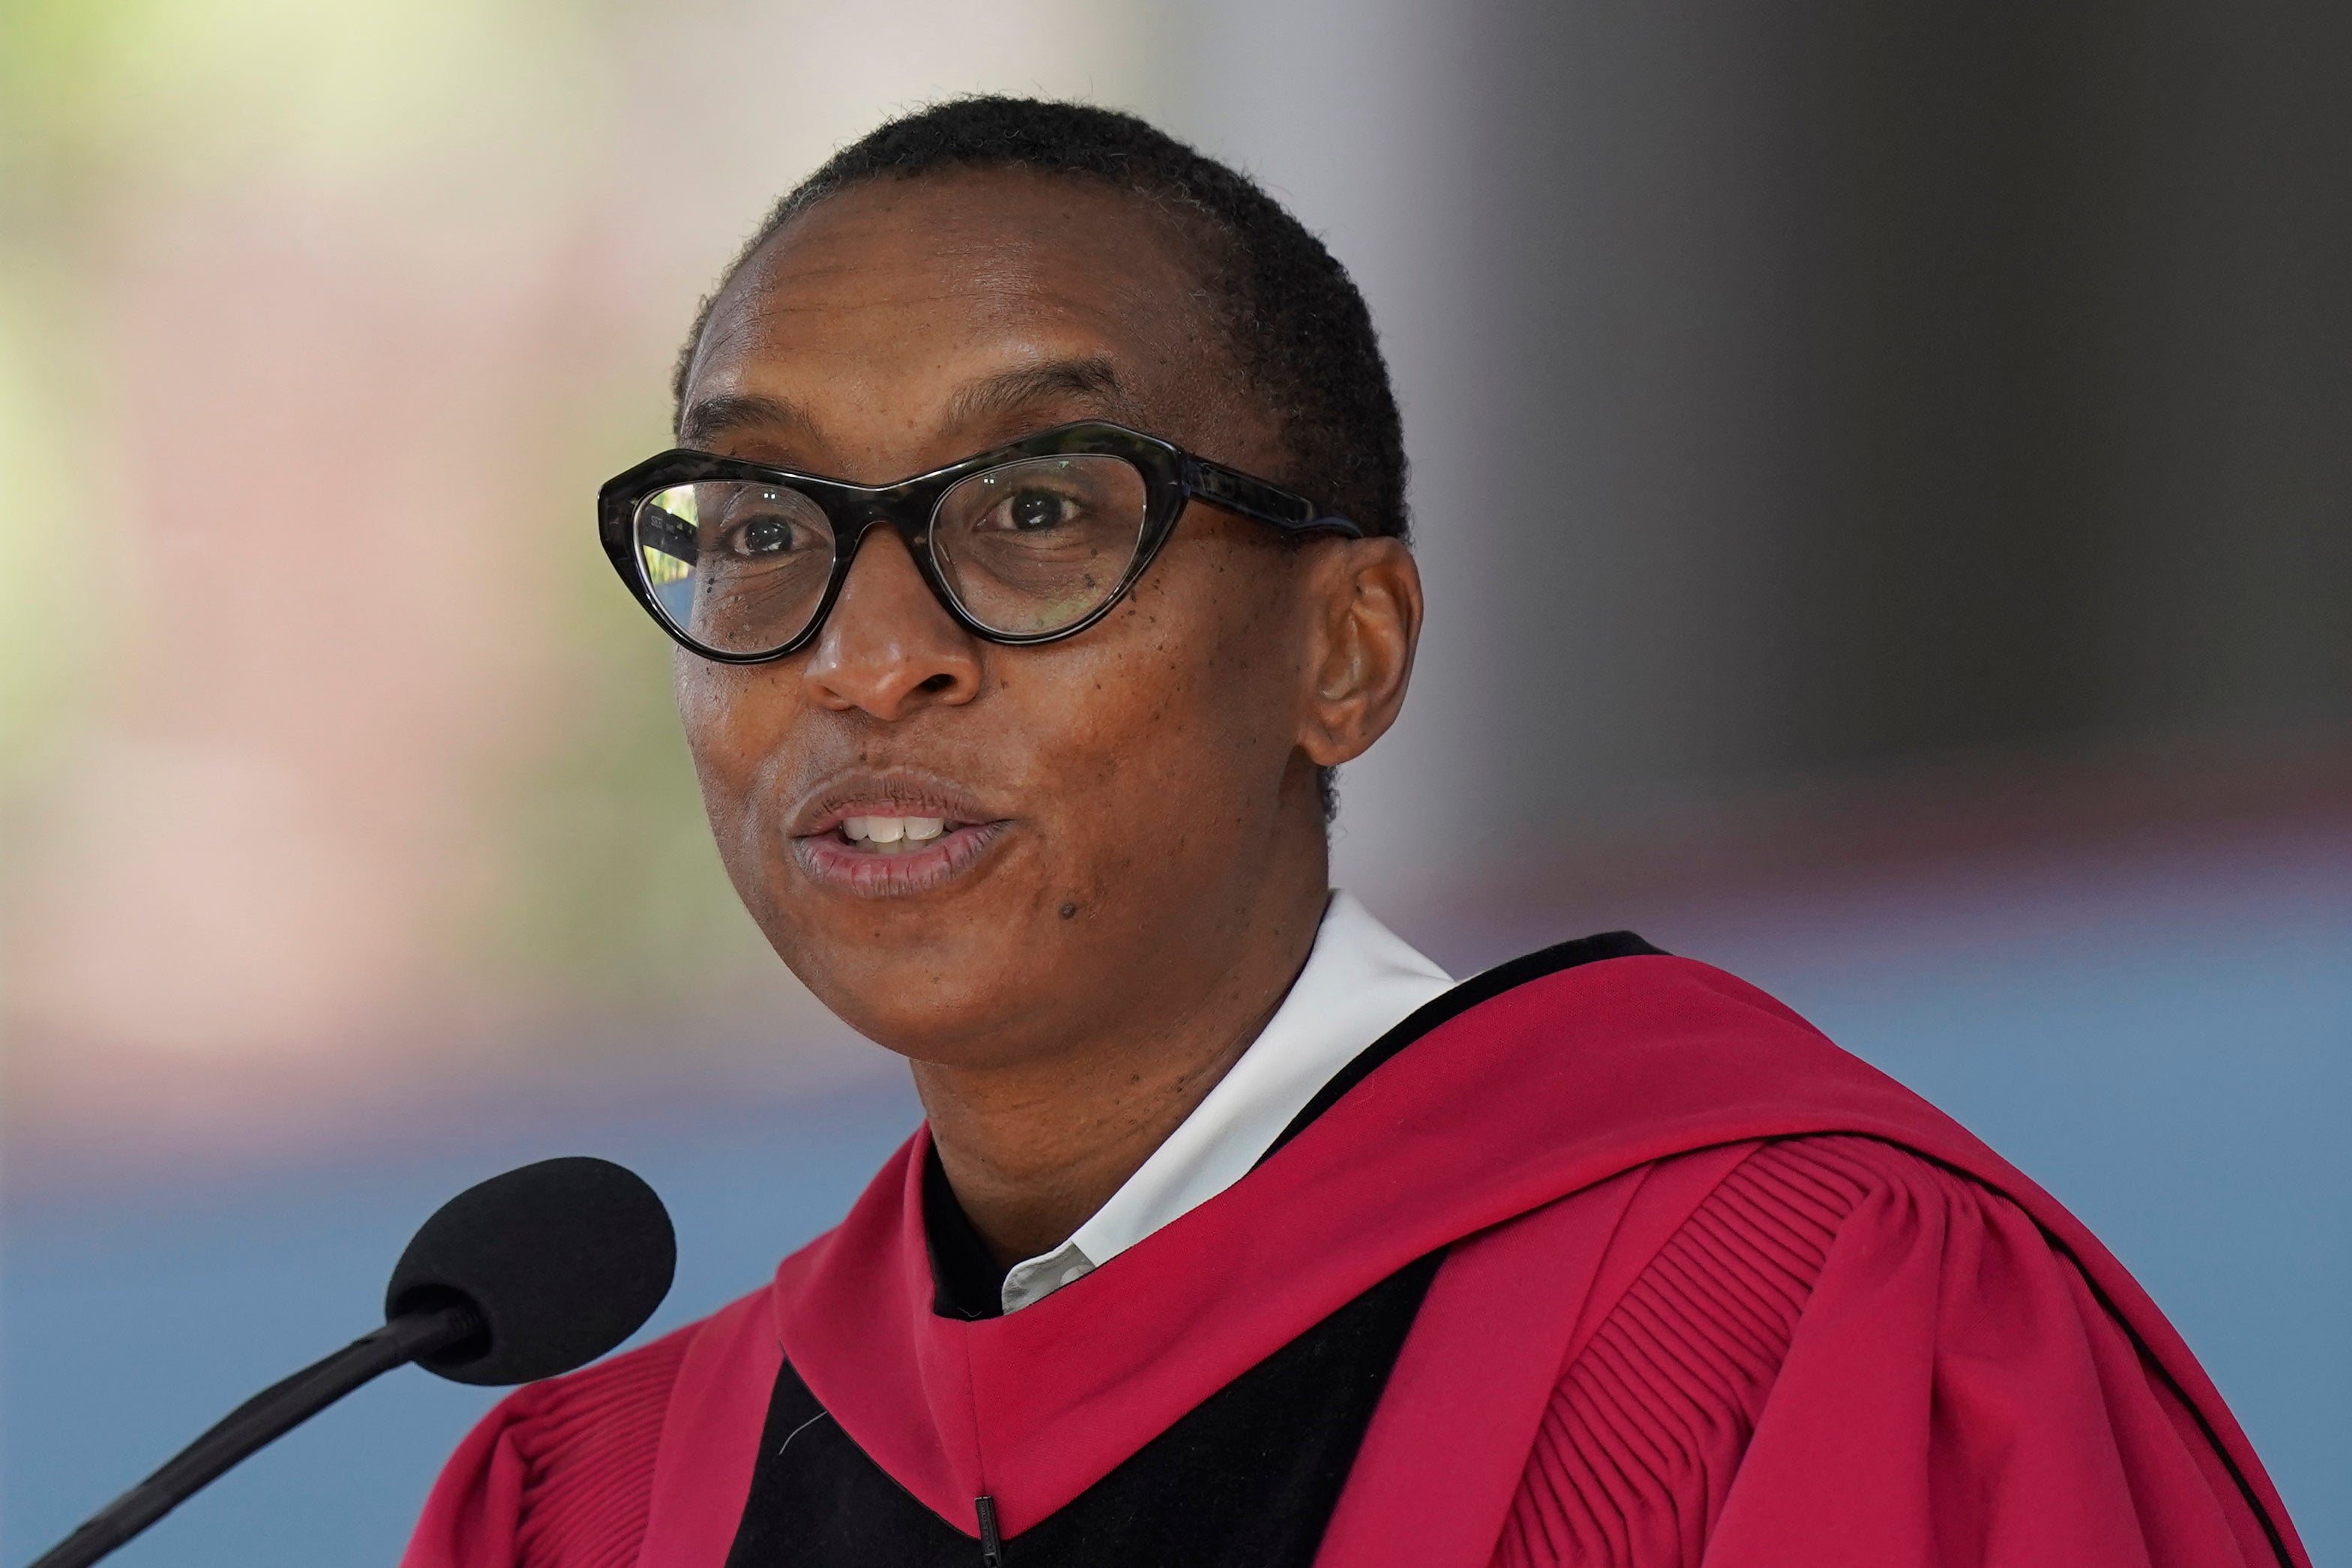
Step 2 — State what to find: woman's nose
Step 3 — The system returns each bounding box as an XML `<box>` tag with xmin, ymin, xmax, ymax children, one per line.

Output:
<box><xmin>799</xmin><ymin>527</ymin><xmax>983</xmax><ymax>719</ymax></box>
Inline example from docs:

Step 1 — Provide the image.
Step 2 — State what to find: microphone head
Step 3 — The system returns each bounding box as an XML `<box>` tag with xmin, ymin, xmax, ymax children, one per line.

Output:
<box><xmin>386</xmin><ymin>1156</ymin><xmax>676</xmax><ymax>1386</ymax></box>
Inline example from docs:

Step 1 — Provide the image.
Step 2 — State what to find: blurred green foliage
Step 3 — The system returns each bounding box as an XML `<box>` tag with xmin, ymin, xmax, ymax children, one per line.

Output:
<box><xmin>461</xmin><ymin>383</ymin><xmax>787</xmax><ymax>1007</ymax></box>
<box><xmin>0</xmin><ymin>0</ymin><xmax>784</xmax><ymax>1008</ymax></box>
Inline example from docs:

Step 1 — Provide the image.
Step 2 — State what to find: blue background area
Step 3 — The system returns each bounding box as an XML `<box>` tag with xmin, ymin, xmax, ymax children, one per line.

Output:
<box><xmin>4</xmin><ymin>868</ymin><xmax>2345</xmax><ymax>1565</ymax></box>
<box><xmin>0</xmin><ymin>1086</ymin><xmax>925</xmax><ymax>1567</ymax></box>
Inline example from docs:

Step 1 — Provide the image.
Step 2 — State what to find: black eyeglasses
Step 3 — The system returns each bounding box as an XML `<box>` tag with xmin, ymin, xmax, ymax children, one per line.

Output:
<box><xmin>598</xmin><ymin>420</ymin><xmax>1363</xmax><ymax>663</ymax></box>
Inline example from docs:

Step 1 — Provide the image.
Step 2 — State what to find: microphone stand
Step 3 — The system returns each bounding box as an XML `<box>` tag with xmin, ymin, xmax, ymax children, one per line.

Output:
<box><xmin>26</xmin><ymin>1304</ymin><xmax>483</xmax><ymax>1568</ymax></box>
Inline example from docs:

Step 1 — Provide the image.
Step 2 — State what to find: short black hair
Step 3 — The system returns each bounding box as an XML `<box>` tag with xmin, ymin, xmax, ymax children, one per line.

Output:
<box><xmin>671</xmin><ymin>96</ymin><xmax>1408</xmax><ymax>545</ymax></box>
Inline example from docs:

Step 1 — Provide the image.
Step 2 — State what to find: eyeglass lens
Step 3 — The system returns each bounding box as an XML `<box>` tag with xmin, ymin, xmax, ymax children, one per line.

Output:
<box><xmin>632</xmin><ymin>453</ymin><xmax>1149</xmax><ymax>654</ymax></box>
<box><xmin>634</xmin><ymin>483</ymin><xmax>835</xmax><ymax>656</ymax></box>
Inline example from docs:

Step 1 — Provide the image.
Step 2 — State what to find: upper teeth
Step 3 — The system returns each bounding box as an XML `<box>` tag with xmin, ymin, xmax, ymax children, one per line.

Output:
<box><xmin>844</xmin><ymin>816</ymin><xmax>946</xmax><ymax>844</ymax></box>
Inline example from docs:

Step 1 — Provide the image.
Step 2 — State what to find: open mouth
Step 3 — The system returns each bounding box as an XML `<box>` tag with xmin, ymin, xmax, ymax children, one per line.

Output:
<box><xmin>790</xmin><ymin>798</ymin><xmax>1012</xmax><ymax>895</ymax></box>
<box><xmin>837</xmin><ymin>814</ymin><xmax>955</xmax><ymax>854</ymax></box>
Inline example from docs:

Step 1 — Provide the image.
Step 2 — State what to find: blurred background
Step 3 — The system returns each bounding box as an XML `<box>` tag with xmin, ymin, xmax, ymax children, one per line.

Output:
<box><xmin>2</xmin><ymin>0</ymin><xmax>2345</xmax><ymax>1561</ymax></box>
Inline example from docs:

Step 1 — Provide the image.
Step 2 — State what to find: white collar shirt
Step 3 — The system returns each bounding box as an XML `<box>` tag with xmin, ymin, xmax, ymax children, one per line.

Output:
<box><xmin>997</xmin><ymin>891</ymin><xmax>1454</xmax><ymax>1314</ymax></box>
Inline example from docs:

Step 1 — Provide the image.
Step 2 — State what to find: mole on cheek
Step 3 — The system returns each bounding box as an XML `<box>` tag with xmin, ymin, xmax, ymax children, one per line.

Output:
<box><xmin>1059</xmin><ymin>902</ymin><xmax>1079</xmax><ymax>919</ymax></box>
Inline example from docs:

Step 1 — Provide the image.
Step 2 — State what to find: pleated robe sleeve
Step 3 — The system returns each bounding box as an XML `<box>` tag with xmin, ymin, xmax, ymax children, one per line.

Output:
<box><xmin>400</xmin><ymin>1322</ymin><xmax>695</xmax><ymax>1568</ymax></box>
<box><xmin>1492</xmin><ymin>1136</ymin><xmax>2282</xmax><ymax>1568</ymax></box>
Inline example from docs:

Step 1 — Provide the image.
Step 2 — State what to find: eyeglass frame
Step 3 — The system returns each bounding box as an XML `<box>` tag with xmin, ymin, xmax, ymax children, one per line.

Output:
<box><xmin>597</xmin><ymin>420</ymin><xmax>1366</xmax><ymax>665</ymax></box>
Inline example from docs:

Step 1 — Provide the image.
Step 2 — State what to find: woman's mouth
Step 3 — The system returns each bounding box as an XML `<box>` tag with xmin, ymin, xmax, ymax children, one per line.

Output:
<box><xmin>791</xmin><ymin>811</ymin><xmax>1010</xmax><ymax>895</ymax></box>
<box><xmin>839</xmin><ymin>814</ymin><xmax>949</xmax><ymax>853</ymax></box>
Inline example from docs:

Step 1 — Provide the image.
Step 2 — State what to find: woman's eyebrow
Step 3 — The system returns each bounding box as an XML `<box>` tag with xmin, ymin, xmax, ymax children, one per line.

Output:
<box><xmin>675</xmin><ymin>391</ymin><xmax>812</xmax><ymax>449</ymax></box>
<box><xmin>676</xmin><ymin>360</ymin><xmax>1139</xmax><ymax>459</ymax></box>
<box><xmin>943</xmin><ymin>357</ymin><xmax>1137</xmax><ymax>430</ymax></box>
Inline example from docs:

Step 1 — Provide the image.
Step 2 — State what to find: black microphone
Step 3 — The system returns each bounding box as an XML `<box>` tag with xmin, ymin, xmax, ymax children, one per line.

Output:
<box><xmin>24</xmin><ymin>1156</ymin><xmax>676</xmax><ymax>1568</ymax></box>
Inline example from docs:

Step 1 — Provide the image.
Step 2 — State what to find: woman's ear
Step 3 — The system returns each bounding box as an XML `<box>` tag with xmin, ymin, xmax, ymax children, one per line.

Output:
<box><xmin>1298</xmin><ymin>536</ymin><xmax>1422</xmax><ymax>768</ymax></box>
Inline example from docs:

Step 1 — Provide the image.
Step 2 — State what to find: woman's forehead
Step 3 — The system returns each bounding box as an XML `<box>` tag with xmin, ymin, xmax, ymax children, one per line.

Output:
<box><xmin>722</xmin><ymin>173</ymin><xmax>1217</xmax><ymax>358</ymax></box>
<box><xmin>683</xmin><ymin>172</ymin><xmax>1240</xmax><ymax>470</ymax></box>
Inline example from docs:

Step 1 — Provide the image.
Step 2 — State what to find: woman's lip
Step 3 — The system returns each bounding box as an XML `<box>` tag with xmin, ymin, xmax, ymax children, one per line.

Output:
<box><xmin>796</xmin><ymin>802</ymin><xmax>996</xmax><ymax>838</ymax></box>
<box><xmin>791</xmin><ymin>819</ymin><xmax>1009</xmax><ymax>897</ymax></box>
<box><xmin>788</xmin><ymin>784</ymin><xmax>1003</xmax><ymax>838</ymax></box>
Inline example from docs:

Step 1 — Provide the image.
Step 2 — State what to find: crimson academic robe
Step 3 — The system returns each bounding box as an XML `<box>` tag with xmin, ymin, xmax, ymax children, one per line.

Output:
<box><xmin>402</xmin><ymin>940</ymin><xmax>2309</xmax><ymax>1568</ymax></box>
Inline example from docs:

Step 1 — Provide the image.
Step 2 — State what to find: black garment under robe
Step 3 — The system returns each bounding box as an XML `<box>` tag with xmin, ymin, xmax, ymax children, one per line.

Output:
<box><xmin>723</xmin><ymin>935</ymin><xmax>1671</xmax><ymax>1567</ymax></box>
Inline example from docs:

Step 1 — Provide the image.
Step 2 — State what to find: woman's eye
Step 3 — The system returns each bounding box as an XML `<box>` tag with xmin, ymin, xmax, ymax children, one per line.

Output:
<box><xmin>1005</xmin><ymin>490</ymin><xmax>1071</xmax><ymax>531</ymax></box>
<box><xmin>733</xmin><ymin>515</ymin><xmax>795</xmax><ymax>555</ymax></box>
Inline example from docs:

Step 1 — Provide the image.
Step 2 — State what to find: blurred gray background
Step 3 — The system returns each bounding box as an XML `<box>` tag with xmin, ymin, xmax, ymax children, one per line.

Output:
<box><xmin>3</xmin><ymin>1</ymin><xmax>2345</xmax><ymax>1562</ymax></box>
